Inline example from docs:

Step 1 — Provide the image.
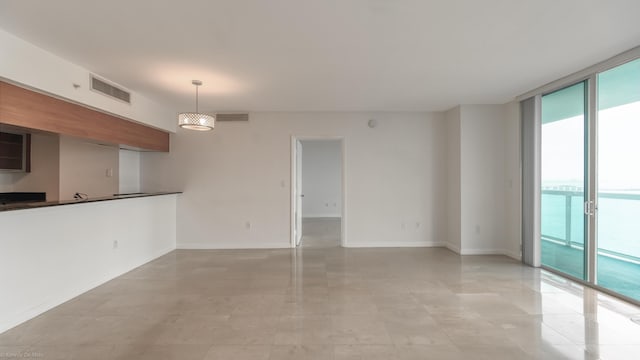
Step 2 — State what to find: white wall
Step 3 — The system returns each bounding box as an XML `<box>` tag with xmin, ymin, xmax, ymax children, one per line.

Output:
<box><xmin>142</xmin><ymin>112</ymin><xmax>448</xmax><ymax>249</ymax></box>
<box><xmin>444</xmin><ymin>104</ymin><xmax>520</xmax><ymax>258</ymax></box>
<box><xmin>0</xmin><ymin>194</ymin><xmax>177</xmax><ymax>333</ymax></box>
<box><xmin>459</xmin><ymin>105</ymin><xmax>508</xmax><ymax>254</ymax></box>
<box><xmin>445</xmin><ymin>107</ymin><xmax>461</xmax><ymax>253</ymax></box>
<box><xmin>58</xmin><ymin>136</ymin><xmax>119</xmax><ymax>200</ymax></box>
<box><xmin>503</xmin><ymin>101</ymin><xmax>522</xmax><ymax>259</ymax></box>
<box><xmin>119</xmin><ymin>149</ymin><xmax>141</xmax><ymax>194</ymax></box>
<box><xmin>301</xmin><ymin>140</ymin><xmax>342</xmax><ymax>218</ymax></box>
<box><xmin>11</xmin><ymin>133</ymin><xmax>60</xmax><ymax>201</ymax></box>
<box><xmin>0</xmin><ymin>28</ymin><xmax>175</xmax><ymax>132</ymax></box>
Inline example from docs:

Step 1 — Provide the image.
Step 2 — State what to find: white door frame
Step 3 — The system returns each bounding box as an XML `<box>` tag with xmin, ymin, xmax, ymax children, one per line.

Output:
<box><xmin>290</xmin><ymin>135</ymin><xmax>346</xmax><ymax>248</ymax></box>
<box><xmin>294</xmin><ymin>139</ymin><xmax>303</xmax><ymax>247</ymax></box>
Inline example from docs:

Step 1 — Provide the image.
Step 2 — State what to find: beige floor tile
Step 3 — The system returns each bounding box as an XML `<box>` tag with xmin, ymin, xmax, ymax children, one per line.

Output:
<box><xmin>395</xmin><ymin>345</ymin><xmax>465</xmax><ymax>360</ymax></box>
<box><xmin>0</xmin><ymin>315</ymin><xmax>83</xmax><ymax>346</ymax></box>
<box><xmin>330</xmin><ymin>315</ymin><xmax>392</xmax><ymax>345</ymax></box>
<box><xmin>301</xmin><ymin>217</ymin><xmax>341</xmax><ymax>249</ymax></box>
<box><xmin>124</xmin><ymin>344</ymin><xmax>213</xmax><ymax>360</ymax></box>
<box><xmin>155</xmin><ymin>315</ymin><xmax>230</xmax><ymax>345</ymax></box>
<box><xmin>456</xmin><ymin>344</ymin><xmax>535</xmax><ymax>360</ymax></box>
<box><xmin>455</xmin><ymin>293</ymin><xmax>530</xmax><ymax>316</ymax></box>
<box><xmin>280</xmin><ymin>300</ymin><xmax>333</xmax><ymax>316</ymax></box>
<box><xmin>0</xmin><ymin>346</ymin><xmax>47</xmax><ymax>360</ymax></box>
<box><xmin>231</xmin><ymin>295</ymin><xmax>287</xmax><ymax>316</ymax></box>
<box><xmin>385</xmin><ymin>323</ymin><xmax>453</xmax><ymax>346</ymax></box>
<box><xmin>172</xmin><ymin>295</ymin><xmax>238</xmax><ymax>316</ymax></box>
<box><xmin>328</xmin><ymin>295</ymin><xmax>379</xmax><ymax>315</ymax></box>
<box><xmin>204</xmin><ymin>316</ymin><xmax>278</xmax><ymax>345</ymax></box>
<box><xmin>274</xmin><ymin>315</ymin><xmax>334</xmax><ymax>345</ymax></box>
<box><xmin>521</xmin><ymin>343</ymin><xmax>597</xmax><ymax>360</ymax></box>
<box><xmin>3</xmin><ymin>344</ymin><xmax>147</xmax><ymax>360</ymax></box>
<box><xmin>268</xmin><ymin>345</ymin><xmax>334</xmax><ymax>360</ymax></box>
<box><xmin>204</xmin><ymin>345</ymin><xmax>270</xmax><ymax>360</ymax></box>
<box><xmin>333</xmin><ymin>344</ymin><xmax>399</xmax><ymax>360</ymax></box>
<box><xmin>370</xmin><ymin>294</ymin><xmax>424</xmax><ymax>313</ymax></box>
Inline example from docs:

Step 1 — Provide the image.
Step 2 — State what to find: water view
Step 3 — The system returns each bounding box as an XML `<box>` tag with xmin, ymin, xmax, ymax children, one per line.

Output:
<box><xmin>541</xmin><ymin>58</ymin><xmax>640</xmax><ymax>302</ymax></box>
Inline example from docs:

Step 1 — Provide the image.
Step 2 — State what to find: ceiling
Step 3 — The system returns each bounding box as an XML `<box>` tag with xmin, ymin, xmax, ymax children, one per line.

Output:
<box><xmin>1</xmin><ymin>0</ymin><xmax>639</xmax><ymax>113</ymax></box>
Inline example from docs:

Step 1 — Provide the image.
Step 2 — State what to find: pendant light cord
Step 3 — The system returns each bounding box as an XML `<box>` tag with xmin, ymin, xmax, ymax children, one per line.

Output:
<box><xmin>195</xmin><ymin>84</ymin><xmax>199</xmax><ymax>113</ymax></box>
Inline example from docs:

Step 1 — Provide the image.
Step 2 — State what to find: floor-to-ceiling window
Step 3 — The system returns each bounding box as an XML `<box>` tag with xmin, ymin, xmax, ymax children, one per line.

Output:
<box><xmin>596</xmin><ymin>58</ymin><xmax>640</xmax><ymax>301</ymax></box>
<box><xmin>539</xmin><ymin>57</ymin><xmax>640</xmax><ymax>303</ymax></box>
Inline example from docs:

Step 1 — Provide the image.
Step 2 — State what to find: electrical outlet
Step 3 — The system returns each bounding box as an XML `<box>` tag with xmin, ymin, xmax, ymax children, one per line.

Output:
<box><xmin>245</xmin><ymin>221</ymin><xmax>251</xmax><ymax>230</ymax></box>
<box><xmin>113</xmin><ymin>240</ymin><xmax>118</xmax><ymax>249</ymax></box>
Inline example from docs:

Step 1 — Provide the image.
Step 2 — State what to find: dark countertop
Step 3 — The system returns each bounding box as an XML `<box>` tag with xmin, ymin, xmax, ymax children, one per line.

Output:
<box><xmin>0</xmin><ymin>192</ymin><xmax>47</xmax><ymax>204</ymax></box>
<box><xmin>0</xmin><ymin>192</ymin><xmax>181</xmax><ymax>212</ymax></box>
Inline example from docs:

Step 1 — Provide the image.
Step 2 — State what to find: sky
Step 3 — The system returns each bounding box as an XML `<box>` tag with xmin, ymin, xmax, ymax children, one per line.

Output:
<box><xmin>541</xmin><ymin>101</ymin><xmax>640</xmax><ymax>192</ymax></box>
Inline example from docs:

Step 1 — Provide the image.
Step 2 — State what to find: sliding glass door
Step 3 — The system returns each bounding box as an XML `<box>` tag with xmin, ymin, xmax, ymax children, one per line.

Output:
<box><xmin>596</xmin><ymin>59</ymin><xmax>640</xmax><ymax>301</ymax></box>
<box><xmin>541</xmin><ymin>82</ymin><xmax>587</xmax><ymax>280</ymax></box>
<box><xmin>539</xmin><ymin>58</ymin><xmax>640</xmax><ymax>303</ymax></box>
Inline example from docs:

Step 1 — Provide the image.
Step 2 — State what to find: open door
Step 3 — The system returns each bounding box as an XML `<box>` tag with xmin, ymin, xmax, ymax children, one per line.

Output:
<box><xmin>294</xmin><ymin>139</ymin><xmax>303</xmax><ymax>246</ymax></box>
<box><xmin>291</xmin><ymin>136</ymin><xmax>345</xmax><ymax>248</ymax></box>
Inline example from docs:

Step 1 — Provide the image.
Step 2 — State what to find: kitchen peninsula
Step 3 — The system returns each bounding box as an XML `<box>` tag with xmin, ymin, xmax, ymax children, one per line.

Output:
<box><xmin>0</xmin><ymin>78</ymin><xmax>178</xmax><ymax>333</ymax></box>
<box><xmin>0</xmin><ymin>192</ymin><xmax>178</xmax><ymax>333</ymax></box>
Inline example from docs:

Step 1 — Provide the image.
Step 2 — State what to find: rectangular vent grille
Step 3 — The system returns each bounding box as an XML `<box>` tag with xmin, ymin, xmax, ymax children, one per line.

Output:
<box><xmin>216</xmin><ymin>113</ymin><xmax>249</xmax><ymax>122</ymax></box>
<box><xmin>90</xmin><ymin>75</ymin><xmax>131</xmax><ymax>104</ymax></box>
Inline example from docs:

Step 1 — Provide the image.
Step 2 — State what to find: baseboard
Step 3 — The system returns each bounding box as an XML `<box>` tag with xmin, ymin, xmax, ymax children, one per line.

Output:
<box><xmin>302</xmin><ymin>215</ymin><xmax>341</xmax><ymax>219</ymax></box>
<box><xmin>443</xmin><ymin>244</ymin><xmax>521</xmax><ymax>260</ymax></box>
<box><xmin>344</xmin><ymin>241</ymin><xmax>446</xmax><ymax>248</ymax></box>
<box><xmin>445</xmin><ymin>243</ymin><xmax>461</xmax><ymax>254</ymax></box>
<box><xmin>0</xmin><ymin>245</ymin><xmax>175</xmax><ymax>334</ymax></box>
<box><xmin>457</xmin><ymin>248</ymin><xmax>520</xmax><ymax>257</ymax></box>
<box><xmin>502</xmin><ymin>248</ymin><xmax>522</xmax><ymax>261</ymax></box>
<box><xmin>458</xmin><ymin>248</ymin><xmax>505</xmax><ymax>255</ymax></box>
<box><xmin>177</xmin><ymin>242</ymin><xmax>291</xmax><ymax>250</ymax></box>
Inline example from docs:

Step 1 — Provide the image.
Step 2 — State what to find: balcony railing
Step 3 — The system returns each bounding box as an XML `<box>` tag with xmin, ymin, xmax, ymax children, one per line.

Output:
<box><xmin>541</xmin><ymin>189</ymin><xmax>640</xmax><ymax>265</ymax></box>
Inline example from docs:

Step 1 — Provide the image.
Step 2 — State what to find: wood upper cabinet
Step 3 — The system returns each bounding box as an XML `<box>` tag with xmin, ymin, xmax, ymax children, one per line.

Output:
<box><xmin>0</xmin><ymin>81</ymin><xmax>169</xmax><ymax>152</ymax></box>
<box><xmin>0</xmin><ymin>132</ymin><xmax>30</xmax><ymax>172</ymax></box>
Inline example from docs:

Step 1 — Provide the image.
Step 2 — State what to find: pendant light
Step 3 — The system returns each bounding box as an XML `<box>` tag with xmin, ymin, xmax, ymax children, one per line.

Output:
<box><xmin>178</xmin><ymin>80</ymin><xmax>215</xmax><ymax>131</ymax></box>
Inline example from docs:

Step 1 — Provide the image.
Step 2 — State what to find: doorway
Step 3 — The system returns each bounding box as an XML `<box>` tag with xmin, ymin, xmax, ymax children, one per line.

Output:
<box><xmin>291</xmin><ymin>137</ymin><xmax>345</xmax><ymax>248</ymax></box>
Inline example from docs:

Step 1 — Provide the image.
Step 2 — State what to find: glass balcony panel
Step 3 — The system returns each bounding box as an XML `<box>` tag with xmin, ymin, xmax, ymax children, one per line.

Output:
<box><xmin>596</xmin><ymin>58</ymin><xmax>640</xmax><ymax>302</ymax></box>
<box><xmin>541</xmin><ymin>81</ymin><xmax>586</xmax><ymax>280</ymax></box>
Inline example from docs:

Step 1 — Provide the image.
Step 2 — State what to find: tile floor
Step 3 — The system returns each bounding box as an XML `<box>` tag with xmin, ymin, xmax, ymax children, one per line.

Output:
<box><xmin>1</xmin><ymin>245</ymin><xmax>640</xmax><ymax>359</ymax></box>
<box><xmin>301</xmin><ymin>217</ymin><xmax>341</xmax><ymax>248</ymax></box>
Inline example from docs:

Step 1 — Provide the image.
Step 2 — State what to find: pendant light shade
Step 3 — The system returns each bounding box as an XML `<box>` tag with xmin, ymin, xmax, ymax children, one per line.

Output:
<box><xmin>178</xmin><ymin>80</ymin><xmax>215</xmax><ymax>131</ymax></box>
<box><xmin>178</xmin><ymin>112</ymin><xmax>215</xmax><ymax>131</ymax></box>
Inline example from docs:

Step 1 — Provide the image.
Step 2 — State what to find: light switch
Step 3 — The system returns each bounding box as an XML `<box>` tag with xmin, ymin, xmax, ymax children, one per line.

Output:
<box><xmin>106</xmin><ymin>168</ymin><xmax>113</xmax><ymax>177</ymax></box>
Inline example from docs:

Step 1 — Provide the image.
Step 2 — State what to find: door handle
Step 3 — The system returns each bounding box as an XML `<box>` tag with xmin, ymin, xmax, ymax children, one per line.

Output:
<box><xmin>584</xmin><ymin>201</ymin><xmax>596</xmax><ymax>216</ymax></box>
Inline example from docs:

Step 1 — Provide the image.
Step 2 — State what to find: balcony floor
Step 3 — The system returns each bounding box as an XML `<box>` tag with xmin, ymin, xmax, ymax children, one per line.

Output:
<box><xmin>542</xmin><ymin>240</ymin><xmax>640</xmax><ymax>302</ymax></box>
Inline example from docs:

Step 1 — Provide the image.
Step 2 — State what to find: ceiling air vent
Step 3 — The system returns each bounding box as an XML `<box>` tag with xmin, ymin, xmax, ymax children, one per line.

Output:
<box><xmin>90</xmin><ymin>75</ymin><xmax>131</xmax><ymax>104</ymax></box>
<box><xmin>216</xmin><ymin>113</ymin><xmax>249</xmax><ymax>122</ymax></box>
